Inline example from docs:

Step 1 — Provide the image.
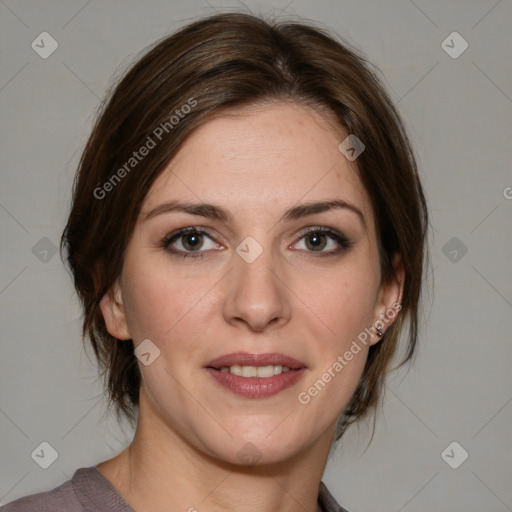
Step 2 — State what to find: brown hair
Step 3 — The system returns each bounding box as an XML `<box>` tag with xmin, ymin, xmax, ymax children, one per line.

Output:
<box><xmin>61</xmin><ymin>12</ymin><xmax>429</xmax><ymax>440</ymax></box>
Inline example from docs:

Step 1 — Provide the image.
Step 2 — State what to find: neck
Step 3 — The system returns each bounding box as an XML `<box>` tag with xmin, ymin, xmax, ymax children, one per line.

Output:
<box><xmin>96</xmin><ymin>389</ymin><xmax>335</xmax><ymax>512</ymax></box>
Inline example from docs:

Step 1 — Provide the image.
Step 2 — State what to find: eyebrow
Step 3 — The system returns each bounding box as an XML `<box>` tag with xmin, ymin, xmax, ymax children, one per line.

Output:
<box><xmin>144</xmin><ymin>199</ymin><xmax>366</xmax><ymax>228</ymax></box>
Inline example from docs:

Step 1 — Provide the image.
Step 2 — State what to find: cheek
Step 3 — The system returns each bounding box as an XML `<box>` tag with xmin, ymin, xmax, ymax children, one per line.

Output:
<box><xmin>121</xmin><ymin>259</ymin><xmax>219</xmax><ymax>346</ymax></box>
<box><xmin>296</xmin><ymin>262</ymin><xmax>379</xmax><ymax>349</ymax></box>
<box><xmin>294</xmin><ymin>273</ymin><xmax>375</xmax><ymax>423</ymax></box>
<box><xmin>291</xmin><ymin>252</ymin><xmax>379</xmax><ymax>411</ymax></box>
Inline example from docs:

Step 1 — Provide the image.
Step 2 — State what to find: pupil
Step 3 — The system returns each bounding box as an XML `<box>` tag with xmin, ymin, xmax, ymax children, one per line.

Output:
<box><xmin>307</xmin><ymin>232</ymin><xmax>325</xmax><ymax>250</ymax></box>
<box><xmin>184</xmin><ymin>233</ymin><xmax>201</xmax><ymax>250</ymax></box>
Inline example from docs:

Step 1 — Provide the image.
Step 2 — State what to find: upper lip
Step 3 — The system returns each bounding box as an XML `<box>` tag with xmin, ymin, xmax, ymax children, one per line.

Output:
<box><xmin>205</xmin><ymin>352</ymin><xmax>307</xmax><ymax>370</ymax></box>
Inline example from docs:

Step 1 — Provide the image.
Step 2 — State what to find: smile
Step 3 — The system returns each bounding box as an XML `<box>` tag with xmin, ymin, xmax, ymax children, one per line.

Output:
<box><xmin>219</xmin><ymin>364</ymin><xmax>290</xmax><ymax>377</ymax></box>
<box><xmin>205</xmin><ymin>352</ymin><xmax>307</xmax><ymax>398</ymax></box>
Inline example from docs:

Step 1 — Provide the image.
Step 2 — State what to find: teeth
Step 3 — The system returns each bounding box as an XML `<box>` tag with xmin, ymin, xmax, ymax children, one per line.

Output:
<box><xmin>218</xmin><ymin>365</ymin><xmax>291</xmax><ymax>377</ymax></box>
<box><xmin>242</xmin><ymin>366</ymin><xmax>257</xmax><ymax>377</ymax></box>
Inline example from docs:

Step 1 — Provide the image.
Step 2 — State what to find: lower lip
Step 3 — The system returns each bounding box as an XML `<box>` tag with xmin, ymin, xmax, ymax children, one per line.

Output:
<box><xmin>205</xmin><ymin>368</ymin><xmax>306</xmax><ymax>398</ymax></box>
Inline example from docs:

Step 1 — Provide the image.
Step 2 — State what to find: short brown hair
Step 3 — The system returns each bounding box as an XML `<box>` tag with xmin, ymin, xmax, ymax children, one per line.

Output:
<box><xmin>61</xmin><ymin>12</ymin><xmax>429</xmax><ymax>440</ymax></box>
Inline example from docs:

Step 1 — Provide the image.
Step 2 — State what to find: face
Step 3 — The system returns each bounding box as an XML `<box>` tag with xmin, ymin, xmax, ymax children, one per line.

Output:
<box><xmin>101</xmin><ymin>102</ymin><xmax>402</xmax><ymax>466</ymax></box>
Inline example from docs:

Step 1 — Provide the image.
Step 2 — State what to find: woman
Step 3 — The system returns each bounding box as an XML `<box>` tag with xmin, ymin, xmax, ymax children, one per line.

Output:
<box><xmin>1</xmin><ymin>11</ymin><xmax>428</xmax><ymax>512</ymax></box>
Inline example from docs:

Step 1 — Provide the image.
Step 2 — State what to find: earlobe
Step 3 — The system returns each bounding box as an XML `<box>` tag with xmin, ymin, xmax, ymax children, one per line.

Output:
<box><xmin>99</xmin><ymin>280</ymin><xmax>131</xmax><ymax>340</ymax></box>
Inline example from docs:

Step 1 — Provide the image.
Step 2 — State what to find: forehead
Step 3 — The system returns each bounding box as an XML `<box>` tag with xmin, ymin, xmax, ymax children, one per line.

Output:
<box><xmin>141</xmin><ymin>102</ymin><xmax>374</xmax><ymax>226</ymax></box>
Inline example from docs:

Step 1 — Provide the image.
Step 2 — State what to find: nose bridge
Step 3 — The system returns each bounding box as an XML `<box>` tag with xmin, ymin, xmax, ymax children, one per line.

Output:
<box><xmin>224</xmin><ymin>234</ymin><xmax>290</xmax><ymax>330</ymax></box>
<box><xmin>236</xmin><ymin>238</ymin><xmax>277</xmax><ymax>286</ymax></box>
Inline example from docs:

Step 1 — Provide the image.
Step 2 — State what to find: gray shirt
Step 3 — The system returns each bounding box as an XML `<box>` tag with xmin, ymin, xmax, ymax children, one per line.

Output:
<box><xmin>1</xmin><ymin>466</ymin><xmax>350</xmax><ymax>511</ymax></box>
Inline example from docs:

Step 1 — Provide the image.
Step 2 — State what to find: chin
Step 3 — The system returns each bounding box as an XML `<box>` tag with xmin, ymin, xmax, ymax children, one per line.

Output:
<box><xmin>194</xmin><ymin>419</ymin><xmax>319</xmax><ymax>468</ymax></box>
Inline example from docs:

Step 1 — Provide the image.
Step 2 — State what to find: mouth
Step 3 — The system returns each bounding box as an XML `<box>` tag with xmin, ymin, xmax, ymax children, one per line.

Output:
<box><xmin>205</xmin><ymin>352</ymin><xmax>307</xmax><ymax>398</ymax></box>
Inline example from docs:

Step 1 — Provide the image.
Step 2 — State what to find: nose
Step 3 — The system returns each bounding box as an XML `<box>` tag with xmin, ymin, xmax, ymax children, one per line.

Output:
<box><xmin>222</xmin><ymin>242</ymin><xmax>292</xmax><ymax>332</ymax></box>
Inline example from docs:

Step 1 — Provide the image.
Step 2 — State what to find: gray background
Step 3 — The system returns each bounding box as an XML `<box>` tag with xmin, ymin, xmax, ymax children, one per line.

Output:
<box><xmin>1</xmin><ymin>1</ymin><xmax>511</xmax><ymax>511</ymax></box>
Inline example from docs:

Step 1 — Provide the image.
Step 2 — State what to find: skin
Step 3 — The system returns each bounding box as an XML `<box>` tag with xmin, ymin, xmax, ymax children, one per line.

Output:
<box><xmin>97</xmin><ymin>102</ymin><xmax>404</xmax><ymax>512</ymax></box>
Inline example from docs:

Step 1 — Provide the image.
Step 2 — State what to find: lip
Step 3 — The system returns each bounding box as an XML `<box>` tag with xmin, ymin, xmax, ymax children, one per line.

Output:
<box><xmin>205</xmin><ymin>352</ymin><xmax>307</xmax><ymax>399</ymax></box>
<box><xmin>205</xmin><ymin>352</ymin><xmax>307</xmax><ymax>370</ymax></box>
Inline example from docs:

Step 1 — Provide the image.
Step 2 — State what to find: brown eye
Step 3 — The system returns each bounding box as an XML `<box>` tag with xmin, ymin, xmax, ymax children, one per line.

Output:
<box><xmin>292</xmin><ymin>227</ymin><xmax>352</xmax><ymax>256</ymax></box>
<box><xmin>162</xmin><ymin>227</ymin><xmax>222</xmax><ymax>259</ymax></box>
<box><xmin>304</xmin><ymin>232</ymin><xmax>328</xmax><ymax>251</ymax></box>
<box><xmin>181</xmin><ymin>232</ymin><xmax>204</xmax><ymax>251</ymax></box>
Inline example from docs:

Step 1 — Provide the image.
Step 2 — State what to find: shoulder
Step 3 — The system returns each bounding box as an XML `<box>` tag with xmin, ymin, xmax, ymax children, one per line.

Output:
<box><xmin>318</xmin><ymin>481</ymin><xmax>352</xmax><ymax>512</ymax></box>
<box><xmin>0</xmin><ymin>477</ymin><xmax>81</xmax><ymax>512</ymax></box>
<box><xmin>1</xmin><ymin>466</ymin><xmax>134</xmax><ymax>512</ymax></box>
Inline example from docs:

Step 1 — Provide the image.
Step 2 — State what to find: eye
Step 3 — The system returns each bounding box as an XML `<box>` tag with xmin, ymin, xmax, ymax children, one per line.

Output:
<box><xmin>162</xmin><ymin>227</ymin><xmax>222</xmax><ymax>259</ymax></box>
<box><xmin>162</xmin><ymin>226</ymin><xmax>351</xmax><ymax>260</ymax></box>
<box><xmin>292</xmin><ymin>227</ymin><xmax>351</xmax><ymax>256</ymax></box>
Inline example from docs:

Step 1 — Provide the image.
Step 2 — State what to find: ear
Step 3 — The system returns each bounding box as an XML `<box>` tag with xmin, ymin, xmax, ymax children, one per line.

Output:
<box><xmin>369</xmin><ymin>253</ymin><xmax>404</xmax><ymax>346</ymax></box>
<box><xmin>99</xmin><ymin>279</ymin><xmax>131</xmax><ymax>340</ymax></box>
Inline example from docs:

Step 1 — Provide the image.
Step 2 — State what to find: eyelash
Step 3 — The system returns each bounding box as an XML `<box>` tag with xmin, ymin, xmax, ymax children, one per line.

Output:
<box><xmin>161</xmin><ymin>226</ymin><xmax>352</xmax><ymax>260</ymax></box>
